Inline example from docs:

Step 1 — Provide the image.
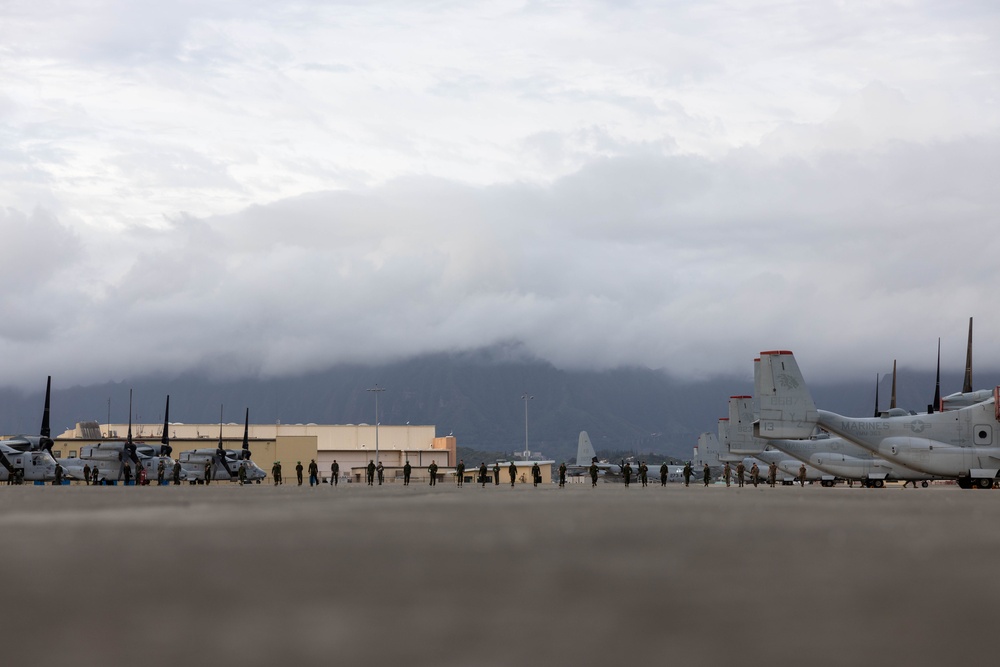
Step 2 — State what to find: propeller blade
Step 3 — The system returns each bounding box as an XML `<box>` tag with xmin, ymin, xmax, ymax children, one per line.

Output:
<box><xmin>159</xmin><ymin>396</ymin><xmax>172</xmax><ymax>457</ymax></box>
<box><xmin>931</xmin><ymin>338</ymin><xmax>941</xmax><ymax>413</ymax></box>
<box><xmin>874</xmin><ymin>373</ymin><xmax>880</xmax><ymax>417</ymax></box>
<box><xmin>890</xmin><ymin>360</ymin><xmax>897</xmax><ymax>410</ymax></box>
<box><xmin>963</xmin><ymin>316</ymin><xmax>973</xmax><ymax>394</ymax></box>
<box><xmin>242</xmin><ymin>408</ymin><xmax>251</xmax><ymax>460</ymax></box>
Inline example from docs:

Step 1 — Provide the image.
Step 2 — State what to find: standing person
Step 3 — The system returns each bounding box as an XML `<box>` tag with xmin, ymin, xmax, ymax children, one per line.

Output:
<box><xmin>308</xmin><ymin>459</ymin><xmax>318</xmax><ymax>487</ymax></box>
<box><xmin>768</xmin><ymin>461</ymin><xmax>778</xmax><ymax>488</ymax></box>
<box><xmin>376</xmin><ymin>462</ymin><xmax>384</xmax><ymax>485</ymax></box>
<box><xmin>703</xmin><ymin>463</ymin><xmax>711</xmax><ymax>487</ymax></box>
<box><xmin>138</xmin><ymin>464</ymin><xmax>147</xmax><ymax>486</ymax></box>
<box><xmin>682</xmin><ymin>461</ymin><xmax>692</xmax><ymax>487</ymax></box>
<box><xmin>330</xmin><ymin>460</ymin><xmax>340</xmax><ymax>486</ymax></box>
<box><xmin>204</xmin><ymin>460</ymin><xmax>212</xmax><ymax>485</ymax></box>
<box><xmin>157</xmin><ymin>459</ymin><xmax>165</xmax><ymax>485</ymax></box>
<box><xmin>736</xmin><ymin>461</ymin><xmax>746</xmax><ymax>488</ymax></box>
<box><xmin>723</xmin><ymin>462</ymin><xmax>731</xmax><ymax>487</ymax></box>
<box><xmin>83</xmin><ymin>463</ymin><xmax>91</xmax><ymax>486</ymax></box>
<box><xmin>54</xmin><ymin>463</ymin><xmax>63</xmax><ymax>485</ymax></box>
<box><xmin>622</xmin><ymin>462</ymin><xmax>632</xmax><ymax>488</ymax></box>
<box><xmin>403</xmin><ymin>460</ymin><xmax>412</xmax><ymax>486</ymax></box>
<box><xmin>91</xmin><ymin>465</ymin><xmax>100</xmax><ymax>485</ymax></box>
<box><xmin>750</xmin><ymin>462</ymin><xmax>760</xmax><ymax>487</ymax></box>
<box><xmin>479</xmin><ymin>462</ymin><xmax>488</xmax><ymax>487</ymax></box>
<box><xmin>558</xmin><ymin>462</ymin><xmax>567</xmax><ymax>488</ymax></box>
<box><xmin>428</xmin><ymin>460</ymin><xmax>438</xmax><ymax>486</ymax></box>
<box><xmin>798</xmin><ymin>463</ymin><xmax>807</xmax><ymax>487</ymax></box>
<box><xmin>589</xmin><ymin>461</ymin><xmax>599</xmax><ymax>487</ymax></box>
<box><xmin>366</xmin><ymin>460</ymin><xmax>375</xmax><ymax>486</ymax></box>
<box><xmin>508</xmin><ymin>462</ymin><xmax>517</xmax><ymax>487</ymax></box>
<box><xmin>295</xmin><ymin>461</ymin><xmax>304</xmax><ymax>486</ymax></box>
<box><xmin>639</xmin><ymin>462</ymin><xmax>648</xmax><ymax>488</ymax></box>
<box><xmin>530</xmin><ymin>462</ymin><xmax>541</xmax><ymax>487</ymax></box>
<box><xmin>456</xmin><ymin>460</ymin><xmax>465</xmax><ymax>487</ymax></box>
<box><xmin>123</xmin><ymin>463</ymin><xmax>132</xmax><ymax>486</ymax></box>
<box><xmin>660</xmin><ymin>462</ymin><xmax>668</xmax><ymax>486</ymax></box>
<box><xmin>492</xmin><ymin>462</ymin><xmax>500</xmax><ymax>486</ymax></box>
<box><xmin>271</xmin><ymin>461</ymin><xmax>282</xmax><ymax>486</ymax></box>
<box><xmin>238</xmin><ymin>463</ymin><xmax>247</xmax><ymax>485</ymax></box>
<box><xmin>172</xmin><ymin>459</ymin><xmax>182</xmax><ymax>485</ymax></box>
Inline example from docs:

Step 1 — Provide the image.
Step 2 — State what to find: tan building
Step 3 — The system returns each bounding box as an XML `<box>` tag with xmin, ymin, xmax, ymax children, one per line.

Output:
<box><xmin>55</xmin><ymin>422</ymin><xmax>455</xmax><ymax>484</ymax></box>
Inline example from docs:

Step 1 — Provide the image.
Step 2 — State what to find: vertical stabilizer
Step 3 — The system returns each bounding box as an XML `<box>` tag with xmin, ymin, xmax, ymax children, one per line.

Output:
<box><xmin>576</xmin><ymin>431</ymin><xmax>597</xmax><ymax>466</ymax></box>
<box><xmin>728</xmin><ymin>396</ymin><xmax>763</xmax><ymax>454</ymax></box>
<box><xmin>697</xmin><ymin>432</ymin><xmax>722</xmax><ymax>467</ymax></box>
<box><xmin>756</xmin><ymin>351</ymin><xmax>818</xmax><ymax>439</ymax></box>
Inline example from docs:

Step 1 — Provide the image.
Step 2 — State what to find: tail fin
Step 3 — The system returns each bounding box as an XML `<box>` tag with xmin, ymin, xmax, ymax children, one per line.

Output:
<box><xmin>728</xmin><ymin>395</ymin><xmax>763</xmax><ymax>454</ymax></box>
<box><xmin>756</xmin><ymin>351</ymin><xmax>818</xmax><ymax>439</ymax></box>
<box><xmin>697</xmin><ymin>432</ymin><xmax>722</xmax><ymax>467</ymax></box>
<box><xmin>576</xmin><ymin>431</ymin><xmax>597</xmax><ymax>466</ymax></box>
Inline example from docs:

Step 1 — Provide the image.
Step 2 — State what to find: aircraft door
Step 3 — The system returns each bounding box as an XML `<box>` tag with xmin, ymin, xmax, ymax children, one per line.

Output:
<box><xmin>974</xmin><ymin>425</ymin><xmax>993</xmax><ymax>446</ymax></box>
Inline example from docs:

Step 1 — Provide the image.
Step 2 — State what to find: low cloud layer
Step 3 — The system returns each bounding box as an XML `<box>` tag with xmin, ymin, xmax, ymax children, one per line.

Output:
<box><xmin>2</xmin><ymin>1</ymin><xmax>998</xmax><ymax>390</ymax></box>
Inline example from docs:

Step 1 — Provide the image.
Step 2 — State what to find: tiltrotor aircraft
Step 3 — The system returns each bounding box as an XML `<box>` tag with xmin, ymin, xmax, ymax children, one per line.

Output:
<box><xmin>1</xmin><ymin>376</ymin><xmax>63</xmax><ymax>482</ymax></box>
<box><xmin>755</xmin><ymin>349</ymin><xmax>1000</xmax><ymax>489</ymax></box>
<box><xmin>179</xmin><ymin>408</ymin><xmax>266</xmax><ymax>483</ymax></box>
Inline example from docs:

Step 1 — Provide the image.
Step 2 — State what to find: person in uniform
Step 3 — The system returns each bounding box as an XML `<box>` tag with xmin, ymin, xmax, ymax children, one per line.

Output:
<box><xmin>272</xmin><ymin>461</ymin><xmax>282</xmax><ymax>485</ymax></box>
<box><xmin>238</xmin><ymin>462</ymin><xmax>247</xmax><ymax>486</ymax></box>
<box><xmin>509</xmin><ymin>462</ymin><xmax>517</xmax><ymax>487</ymax></box>
<box><xmin>703</xmin><ymin>463</ymin><xmax>711</xmax><ymax>486</ymax></box>
<box><xmin>308</xmin><ymin>459</ymin><xmax>318</xmax><ymax>487</ymax></box>
<box><xmin>682</xmin><ymin>461</ymin><xmax>692</xmax><ymax>487</ymax></box>
<box><xmin>54</xmin><ymin>463</ymin><xmax>63</xmax><ymax>485</ymax></box>
<box><xmin>798</xmin><ymin>463</ymin><xmax>807</xmax><ymax>487</ymax></box>
<box><xmin>204</xmin><ymin>460</ymin><xmax>212</xmax><ymax>485</ymax></box>
<box><xmin>83</xmin><ymin>463</ymin><xmax>91</xmax><ymax>486</ymax></box>
<box><xmin>428</xmin><ymin>460</ymin><xmax>438</xmax><ymax>486</ymax></box>
<box><xmin>376</xmin><ymin>461</ymin><xmax>385</xmax><ymax>485</ymax></box>
<box><xmin>558</xmin><ymin>462</ymin><xmax>567</xmax><ymax>488</ymax></box>
<box><xmin>639</xmin><ymin>462</ymin><xmax>648</xmax><ymax>487</ymax></box>
<box><xmin>456</xmin><ymin>460</ymin><xmax>465</xmax><ymax>487</ymax></box>
<box><xmin>622</xmin><ymin>462</ymin><xmax>632</xmax><ymax>488</ymax></box>
<box><xmin>589</xmin><ymin>461</ymin><xmax>599</xmax><ymax>487</ymax></box>
<box><xmin>530</xmin><ymin>462</ymin><xmax>541</xmax><ymax>487</ymax></box>
<box><xmin>295</xmin><ymin>461</ymin><xmax>304</xmax><ymax>486</ymax></box>
<box><xmin>123</xmin><ymin>463</ymin><xmax>132</xmax><ymax>486</ymax></box>
<box><xmin>331</xmin><ymin>460</ymin><xmax>340</xmax><ymax>486</ymax></box>
<box><xmin>157</xmin><ymin>459</ymin><xmax>165</xmax><ymax>485</ymax></box>
<box><xmin>138</xmin><ymin>464</ymin><xmax>148</xmax><ymax>486</ymax></box>
<box><xmin>660</xmin><ymin>462</ymin><xmax>668</xmax><ymax>486</ymax></box>
<box><xmin>736</xmin><ymin>461</ymin><xmax>745</xmax><ymax>488</ymax></box>
<box><xmin>492</xmin><ymin>462</ymin><xmax>500</xmax><ymax>485</ymax></box>
<box><xmin>768</xmin><ymin>461</ymin><xmax>778</xmax><ymax>488</ymax></box>
<box><xmin>403</xmin><ymin>460</ymin><xmax>412</xmax><ymax>486</ymax></box>
<box><xmin>750</xmin><ymin>462</ymin><xmax>760</xmax><ymax>487</ymax></box>
<box><xmin>479</xmin><ymin>462</ymin><xmax>488</xmax><ymax>487</ymax></box>
<box><xmin>366</xmin><ymin>460</ymin><xmax>375</xmax><ymax>486</ymax></box>
<box><xmin>172</xmin><ymin>459</ymin><xmax>182</xmax><ymax>485</ymax></box>
<box><xmin>92</xmin><ymin>465</ymin><xmax>100</xmax><ymax>485</ymax></box>
<box><xmin>723</xmin><ymin>461</ymin><xmax>731</xmax><ymax>487</ymax></box>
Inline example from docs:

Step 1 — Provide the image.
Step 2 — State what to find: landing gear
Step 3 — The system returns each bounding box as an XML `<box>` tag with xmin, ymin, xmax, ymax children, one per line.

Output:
<box><xmin>921</xmin><ymin>481</ymin><xmax>929</xmax><ymax>488</ymax></box>
<box><xmin>977</xmin><ymin>478</ymin><xmax>994</xmax><ymax>490</ymax></box>
<box><xmin>820</xmin><ymin>480</ymin><xmax>835</xmax><ymax>488</ymax></box>
<box><xmin>957</xmin><ymin>477</ymin><xmax>973</xmax><ymax>489</ymax></box>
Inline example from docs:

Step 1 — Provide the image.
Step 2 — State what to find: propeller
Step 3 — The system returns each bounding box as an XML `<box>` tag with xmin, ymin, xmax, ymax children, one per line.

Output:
<box><xmin>159</xmin><ymin>395</ymin><xmax>173</xmax><ymax>458</ymax></box>
<box><xmin>873</xmin><ymin>373</ymin><xmax>880</xmax><ymax>417</ymax></box>
<box><xmin>215</xmin><ymin>405</ymin><xmax>234</xmax><ymax>478</ymax></box>
<box><xmin>241</xmin><ymin>408</ymin><xmax>251</xmax><ymax>460</ymax></box>
<box><xmin>38</xmin><ymin>376</ymin><xmax>54</xmax><ymax>454</ymax></box>
<box><xmin>890</xmin><ymin>360</ymin><xmax>897</xmax><ymax>409</ymax></box>
<box><xmin>929</xmin><ymin>339</ymin><xmax>941</xmax><ymax>414</ymax></box>
<box><xmin>963</xmin><ymin>316</ymin><xmax>973</xmax><ymax>394</ymax></box>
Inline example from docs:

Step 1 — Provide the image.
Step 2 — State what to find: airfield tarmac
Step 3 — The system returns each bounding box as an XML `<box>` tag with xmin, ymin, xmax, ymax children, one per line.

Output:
<box><xmin>0</xmin><ymin>481</ymin><xmax>995</xmax><ymax>666</ymax></box>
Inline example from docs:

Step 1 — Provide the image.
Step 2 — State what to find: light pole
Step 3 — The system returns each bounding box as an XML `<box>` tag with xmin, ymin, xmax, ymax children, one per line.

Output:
<box><xmin>521</xmin><ymin>393</ymin><xmax>533</xmax><ymax>458</ymax></box>
<box><xmin>368</xmin><ymin>385</ymin><xmax>385</xmax><ymax>466</ymax></box>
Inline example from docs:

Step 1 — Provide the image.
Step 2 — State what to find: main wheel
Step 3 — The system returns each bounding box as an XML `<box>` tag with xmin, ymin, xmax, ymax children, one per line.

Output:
<box><xmin>921</xmin><ymin>481</ymin><xmax>929</xmax><ymax>488</ymax></box>
<box><xmin>978</xmin><ymin>478</ymin><xmax>994</xmax><ymax>489</ymax></box>
<box><xmin>874</xmin><ymin>479</ymin><xmax>885</xmax><ymax>488</ymax></box>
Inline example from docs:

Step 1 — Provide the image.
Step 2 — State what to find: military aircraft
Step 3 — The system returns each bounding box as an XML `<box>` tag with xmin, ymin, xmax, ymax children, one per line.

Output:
<box><xmin>58</xmin><ymin>392</ymin><xmax>183</xmax><ymax>484</ymax></box>
<box><xmin>1</xmin><ymin>376</ymin><xmax>56</xmax><ymax>455</ymax></box>
<box><xmin>755</xmin><ymin>349</ymin><xmax>1000</xmax><ymax>489</ymax></box>
<box><xmin>178</xmin><ymin>408</ymin><xmax>266</xmax><ymax>483</ymax></box>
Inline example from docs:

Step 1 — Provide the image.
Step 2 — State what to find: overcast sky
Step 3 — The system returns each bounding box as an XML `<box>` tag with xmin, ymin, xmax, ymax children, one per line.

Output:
<box><xmin>2</xmin><ymin>1</ymin><xmax>999</xmax><ymax>391</ymax></box>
